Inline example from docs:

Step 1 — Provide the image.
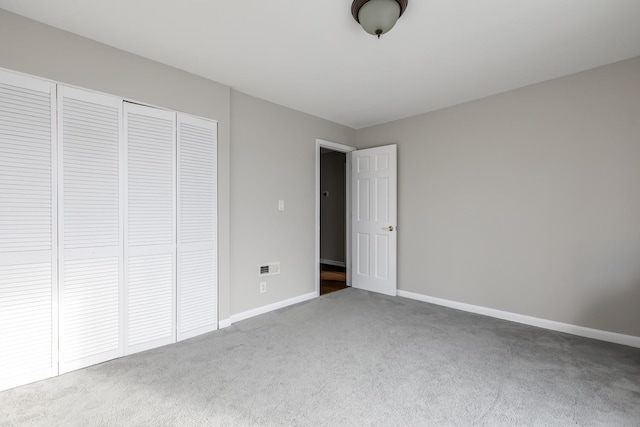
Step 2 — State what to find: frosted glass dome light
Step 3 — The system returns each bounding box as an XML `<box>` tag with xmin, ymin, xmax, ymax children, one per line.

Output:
<box><xmin>351</xmin><ymin>0</ymin><xmax>408</xmax><ymax>38</ymax></box>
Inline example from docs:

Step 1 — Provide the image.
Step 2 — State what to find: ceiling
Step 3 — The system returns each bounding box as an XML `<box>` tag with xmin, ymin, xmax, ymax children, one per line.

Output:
<box><xmin>1</xmin><ymin>1</ymin><xmax>639</xmax><ymax>129</ymax></box>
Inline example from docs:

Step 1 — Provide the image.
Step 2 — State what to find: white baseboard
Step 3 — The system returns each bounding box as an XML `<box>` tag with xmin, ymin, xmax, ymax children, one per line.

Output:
<box><xmin>320</xmin><ymin>259</ymin><xmax>346</xmax><ymax>267</ymax></box>
<box><xmin>218</xmin><ymin>318</ymin><xmax>232</xmax><ymax>329</ymax></box>
<box><xmin>397</xmin><ymin>290</ymin><xmax>640</xmax><ymax>349</ymax></box>
<box><xmin>230</xmin><ymin>291</ymin><xmax>317</xmax><ymax>324</ymax></box>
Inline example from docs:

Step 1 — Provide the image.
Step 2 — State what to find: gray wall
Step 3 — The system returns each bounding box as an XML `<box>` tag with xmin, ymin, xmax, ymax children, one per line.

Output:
<box><xmin>356</xmin><ymin>57</ymin><xmax>640</xmax><ymax>338</ymax></box>
<box><xmin>320</xmin><ymin>151</ymin><xmax>346</xmax><ymax>264</ymax></box>
<box><xmin>0</xmin><ymin>10</ymin><xmax>233</xmax><ymax>320</ymax></box>
<box><xmin>230</xmin><ymin>92</ymin><xmax>354</xmax><ymax>315</ymax></box>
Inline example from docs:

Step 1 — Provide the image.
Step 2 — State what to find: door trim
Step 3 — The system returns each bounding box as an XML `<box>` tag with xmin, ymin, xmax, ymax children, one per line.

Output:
<box><xmin>315</xmin><ymin>139</ymin><xmax>356</xmax><ymax>296</ymax></box>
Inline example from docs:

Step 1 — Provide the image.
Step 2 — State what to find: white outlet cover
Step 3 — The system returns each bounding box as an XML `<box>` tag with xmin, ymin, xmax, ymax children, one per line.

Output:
<box><xmin>278</xmin><ymin>200</ymin><xmax>284</xmax><ymax>211</ymax></box>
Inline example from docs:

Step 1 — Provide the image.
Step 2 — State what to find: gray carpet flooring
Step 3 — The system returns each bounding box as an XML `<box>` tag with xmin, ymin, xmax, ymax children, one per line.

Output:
<box><xmin>1</xmin><ymin>288</ymin><xmax>639</xmax><ymax>426</ymax></box>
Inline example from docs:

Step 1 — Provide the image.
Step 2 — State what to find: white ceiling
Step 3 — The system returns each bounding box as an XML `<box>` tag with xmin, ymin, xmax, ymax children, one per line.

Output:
<box><xmin>1</xmin><ymin>1</ymin><xmax>639</xmax><ymax>129</ymax></box>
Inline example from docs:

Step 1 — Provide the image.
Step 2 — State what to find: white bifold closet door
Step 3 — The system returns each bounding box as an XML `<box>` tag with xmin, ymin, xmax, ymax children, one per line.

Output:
<box><xmin>58</xmin><ymin>86</ymin><xmax>124</xmax><ymax>374</ymax></box>
<box><xmin>124</xmin><ymin>103</ymin><xmax>176</xmax><ymax>354</ymax></box>
<box><xmin>0</xmin><ymin>71</ymin><xmax>57</xmax><ymax>390</ymax></box>
<box><xmin>177</xmin><ymin>114</ymin><xmax>218</xmax><ymax>341</ymax></box>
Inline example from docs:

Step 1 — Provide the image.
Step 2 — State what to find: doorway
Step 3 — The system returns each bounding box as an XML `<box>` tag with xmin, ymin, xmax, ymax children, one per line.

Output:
<box><xmin>320</xmin><ymin>148</ymin><xmax>346</xmax><ymax>295</ymax></box>
<box><xmin>315</xmin><ymin>140</ymin><xmax>356</xmax><ymax>295</ymax></box>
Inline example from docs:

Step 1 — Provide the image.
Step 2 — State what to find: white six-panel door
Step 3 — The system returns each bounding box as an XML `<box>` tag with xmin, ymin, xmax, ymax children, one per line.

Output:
<box><xmin>124</xmin><ymin>103</ymin><xmax>176</xmax><ymax>354</ymax></box>
<box><xmin>351</xmin><ymin>144</ymin><xmax>397</xmax><ymax>296</ymax></box>
<box><xmin>57</xmin><ymin>86</ymin><xmax>124</xmax><ymax>374</ymax></box>
<box><xmin>177</xmin><ymin>113</ymin><xmax>218</xmax><ymax>341</ymax></box>
<box><xmin>0</xmin><ymin>70</ymin><xmax>57</xmax><ymax>390</ymax></box>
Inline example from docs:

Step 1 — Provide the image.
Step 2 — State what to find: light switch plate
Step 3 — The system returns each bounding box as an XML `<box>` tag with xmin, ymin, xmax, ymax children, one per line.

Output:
<box><xmin>278</xmin><ymin>200</ymin><xmax>285</xmax><ymax>211</ymax></box>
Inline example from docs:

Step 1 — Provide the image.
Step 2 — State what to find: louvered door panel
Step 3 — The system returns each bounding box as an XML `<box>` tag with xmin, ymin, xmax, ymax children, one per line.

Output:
<box><xmin>178</xmin><ymin>249</ymin><xmax>216</xmax><ymax>332</ymax></box>
<box><xmin>0</xmin><ymin>70</ymin><xmax>57</xmax><ymax>392</ymax></box>
<box><xmin>177</xmin><ymin>114</ymin><xmax>218</xmax><ymax>341</ymax></box>
<box><xmin>124</xmin><ymin>103</ymin><xmax>175</xmax><ymax>354</ymax></box>
<box><xmin>60</xmin><ymin>257</ymin><xmax>120</xmax><ymax>365</ymax></box>
<box><xmin>127</xmin><ymin>253</ymin><xmax>173</xmax><ymax>347</ymax></box>
<box><xmin>58</xmin><ymin>86</ymin><xmax>123</xmax><ymax>374</ymax></box>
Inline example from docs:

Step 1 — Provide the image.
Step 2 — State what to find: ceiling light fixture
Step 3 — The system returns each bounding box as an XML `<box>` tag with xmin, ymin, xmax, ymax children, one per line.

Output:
<box><xmin>351</xmin><ymin>0</ymin><xmax>408</xmax><ymax>39</ymax></box>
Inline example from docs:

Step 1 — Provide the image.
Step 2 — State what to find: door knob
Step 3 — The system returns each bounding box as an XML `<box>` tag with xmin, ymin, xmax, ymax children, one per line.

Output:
<box><xmin>386</xmin><ymin>226</ymin><xmax>395</xmax><ymax>231</ymax></box>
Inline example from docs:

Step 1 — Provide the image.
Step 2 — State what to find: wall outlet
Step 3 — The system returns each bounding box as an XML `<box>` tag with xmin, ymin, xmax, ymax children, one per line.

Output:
<box><xmin>260</xmin><ymin>281</ymin><xmax>267</xmax><ymax>293</ymax></box>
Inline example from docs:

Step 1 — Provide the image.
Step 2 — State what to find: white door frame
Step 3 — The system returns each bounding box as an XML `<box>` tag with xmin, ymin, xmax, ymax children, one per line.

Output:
<box><xmin>315</xmin><ymin>139</ymin><xmax>356</xmax><ymax>296</ymax></box>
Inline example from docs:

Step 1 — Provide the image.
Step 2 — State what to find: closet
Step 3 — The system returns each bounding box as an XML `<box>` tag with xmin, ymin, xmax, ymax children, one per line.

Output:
<box><xmin>0</xmin><ymin>69</ymin><xmax>218</xmax><ymax>390</ymax></box>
